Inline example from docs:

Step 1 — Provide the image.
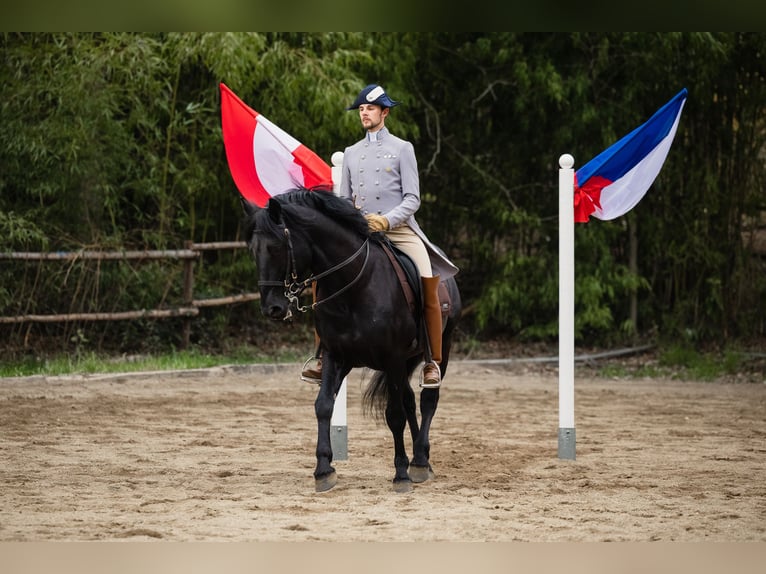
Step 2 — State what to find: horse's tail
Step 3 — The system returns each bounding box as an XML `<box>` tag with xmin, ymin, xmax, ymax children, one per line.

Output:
<box><xmin>362</xmin><ymin>361</ymin><xmax>421</xmax><ymax>420</ymax></box>
<box><xmin>362</xmin><ymin>371</ymin><xmax>389</xmax><ymax>420</ymax></box>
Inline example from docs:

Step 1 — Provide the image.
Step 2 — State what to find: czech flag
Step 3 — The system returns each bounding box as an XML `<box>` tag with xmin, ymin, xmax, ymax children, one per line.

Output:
<box><xmin>220</xmin><ymin>83</ymin><xmax>332</xmax><ymax>207</ymax></box>
<box><xmin>574</xmin><ymin>88</ymin><xmax>688</xmax><ymax>223</ymax></box>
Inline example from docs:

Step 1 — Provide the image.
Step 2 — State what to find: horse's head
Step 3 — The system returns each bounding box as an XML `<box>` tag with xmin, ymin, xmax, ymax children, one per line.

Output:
<box><xmin>242</xmin><ymin>188</ymin><xmax>370</xmax><ymax>320</ymax></box>
<box><xmin>242</xmin><ymin>196</ymin><xmax>313</xmax><ymax>321</ymax></box>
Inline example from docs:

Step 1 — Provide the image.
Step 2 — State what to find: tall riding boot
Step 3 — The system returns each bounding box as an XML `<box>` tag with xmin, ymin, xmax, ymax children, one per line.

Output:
<box><xmin>300</xmin><ymin>282</ymin><xmax>322</xmax><ymax>384</ymax></box>
<box><xmin>421</xmin><ymin>275</ymin><xmax>443</xmax><ymax>388</ymax></box>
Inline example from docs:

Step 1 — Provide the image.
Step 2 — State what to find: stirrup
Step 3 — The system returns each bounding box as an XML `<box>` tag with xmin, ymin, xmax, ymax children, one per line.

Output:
<box><xmin>419</xmin><ymin>361</ymin><xmax>441</xmax><ymax>389</ymax></box>
<box><xmin>300</xmin><ymin>355</ymin><xmax>322</xmax><ymax>385</ymax></box>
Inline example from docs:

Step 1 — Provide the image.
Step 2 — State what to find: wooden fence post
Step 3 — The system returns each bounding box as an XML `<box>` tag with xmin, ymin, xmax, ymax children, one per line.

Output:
<box><xmin>182</xmin><ymin>240</ymin><xmax>195</xmax><ymax>349</ymax></box>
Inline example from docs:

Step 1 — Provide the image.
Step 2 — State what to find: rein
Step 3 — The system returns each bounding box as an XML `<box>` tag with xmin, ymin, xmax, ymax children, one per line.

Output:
<box><xmin>258</xmin><ymin>226</ymin><xmax>370</xmax><ymax>319</ymax></box>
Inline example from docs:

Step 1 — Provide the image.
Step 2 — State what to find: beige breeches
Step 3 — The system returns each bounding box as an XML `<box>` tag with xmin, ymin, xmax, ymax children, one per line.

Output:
<box><xmin>385</xmin><ymin>225</ymin><xmax>433</xmax><ymax>278</ymax></box>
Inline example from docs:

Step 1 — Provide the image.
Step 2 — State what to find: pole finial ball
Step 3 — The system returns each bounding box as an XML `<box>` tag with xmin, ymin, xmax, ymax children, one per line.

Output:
<box><xmin>331</xmin><ymin>151</ymin><xmax>344</xmax><ymax>167</ymax></box>
<box><xmin>559</xmin><ymin>154</ymin><xmax>574</xmax><ymax>169</ymax></box>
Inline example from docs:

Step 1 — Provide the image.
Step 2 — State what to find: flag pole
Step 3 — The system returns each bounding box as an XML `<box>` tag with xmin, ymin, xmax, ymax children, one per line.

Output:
<box><xmin>558</xmin><ymin>153</ymin><xmax>576</xmax><ymax>460</ymax></box>
<box><xmin>329</xmin><ymin>150</ymin><xmax>348</xmax><ymax>460</ymax></box>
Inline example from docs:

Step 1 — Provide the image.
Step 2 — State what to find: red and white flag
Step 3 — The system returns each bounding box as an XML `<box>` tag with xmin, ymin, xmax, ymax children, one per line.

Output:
<box><xmin>220</xmin><ymin>83</ymin><xmax>332</xmax><ymax>207</ymax></box>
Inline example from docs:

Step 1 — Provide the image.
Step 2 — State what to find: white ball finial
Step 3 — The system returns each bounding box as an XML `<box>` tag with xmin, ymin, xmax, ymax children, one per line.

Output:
<box><xmin>559</xmin><ymin>154</ymin><xmax>574</xmax><ymax>169</ymax></box>
<box><xmin>331</xmin><ymin>151</ymin><xmax>344</xmax><ymax>166</ymax></box>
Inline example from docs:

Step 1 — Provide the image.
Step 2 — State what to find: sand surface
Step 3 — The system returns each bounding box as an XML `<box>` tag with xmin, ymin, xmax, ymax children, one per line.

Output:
<box><xmin>1</xmin><ymin>362</ymin><xmax>764</xmax><ymax>541</ymax></box>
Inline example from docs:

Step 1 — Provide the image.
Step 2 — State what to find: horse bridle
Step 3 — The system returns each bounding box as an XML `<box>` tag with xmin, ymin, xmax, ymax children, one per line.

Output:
<box><xmin>257</xmin><ymin>226</ymin><xmax>370</xmax><ymax>319</ymax></box>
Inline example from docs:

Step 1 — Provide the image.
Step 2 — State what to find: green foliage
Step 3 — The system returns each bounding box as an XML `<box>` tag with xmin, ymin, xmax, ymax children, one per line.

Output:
<box><xmin>1</xmin><ymin>32</ymin><xmax>765</xmax><ymax>358</ymax></box>
<box><xmin>476</xmin><ymin>247</ymin><xmax>558</xmax><ymax>339</ymax></box>
<box><xmin>0</xmin><ymin>32</ymin><xmax>376</xmax><ymax>250</ymax></box>
<box><xmin>0</xmin><ymin>211</ymin><xmax>48</xmax><ymax>254</ymax></box>
<box><xmin>411</xmin><ymin>32</ymin><xmax>765</xmax><ymax>346</ymax></box>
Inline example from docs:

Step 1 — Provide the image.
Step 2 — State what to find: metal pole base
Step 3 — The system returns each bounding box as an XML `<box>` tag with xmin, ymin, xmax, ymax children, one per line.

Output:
<box><xmin>558</xmin><ymin>427</ymin><xmax>576</xmax><ymax>460</ymax></box>
<box><xmin>331</xmin><ymin>425</ymin><xmax>348</xmax><ymax>461</ymax></box>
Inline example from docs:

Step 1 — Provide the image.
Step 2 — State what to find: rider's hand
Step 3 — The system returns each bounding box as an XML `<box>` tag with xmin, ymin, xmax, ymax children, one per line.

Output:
<box><xmin>365</xmin><ymin>214</ymin><xmax>389</xmax><ymax>232</ymax></box>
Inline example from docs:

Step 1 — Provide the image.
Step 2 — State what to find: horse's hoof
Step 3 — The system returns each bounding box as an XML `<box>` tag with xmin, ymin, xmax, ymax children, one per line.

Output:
<box><xmin>393</xmin><ymin>479</ymin><xmax>413</xmax><ymax>493</ymax></box>
<box><xmin>409</xmin><ymin>465</ymin><xmax>434</xmax><ymax>483</ymax></box>
<box><xmin>315</xmin><ymin>471</ymin><xmax>338</xmax><ymax>492</ymax></box>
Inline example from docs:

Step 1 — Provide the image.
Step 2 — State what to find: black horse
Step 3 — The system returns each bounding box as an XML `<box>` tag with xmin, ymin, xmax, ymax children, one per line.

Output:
<box><xmin>242</xmin><ymin>188</ymin><xmax>461</xmax><ymax>493</ymax></box>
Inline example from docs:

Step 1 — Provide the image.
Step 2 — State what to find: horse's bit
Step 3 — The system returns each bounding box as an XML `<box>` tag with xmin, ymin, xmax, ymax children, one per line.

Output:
<box><xmin>258</xmin><ymin>226</ymin><xmax>370</xmax><ymax>320</ymax></box>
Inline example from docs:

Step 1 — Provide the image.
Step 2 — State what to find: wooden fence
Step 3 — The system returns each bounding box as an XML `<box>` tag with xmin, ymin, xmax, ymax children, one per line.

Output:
<box><xmin>0</xmin><ymin>241</ymin><xmax>260</xmax><ymax>348</ymax></box>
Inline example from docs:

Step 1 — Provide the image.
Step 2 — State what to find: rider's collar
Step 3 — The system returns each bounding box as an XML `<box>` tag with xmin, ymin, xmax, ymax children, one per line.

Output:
<box><xmin>366</xmin><ymin>127</ymin><xmax>388</xmax><ymax>143</ymax></box>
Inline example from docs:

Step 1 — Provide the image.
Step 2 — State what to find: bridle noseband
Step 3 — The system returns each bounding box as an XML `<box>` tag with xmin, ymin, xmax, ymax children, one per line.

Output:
<box><xmin>257</xmin><ymin>226</ymin><xmax>370</xmax><ymax>319</ymax></box>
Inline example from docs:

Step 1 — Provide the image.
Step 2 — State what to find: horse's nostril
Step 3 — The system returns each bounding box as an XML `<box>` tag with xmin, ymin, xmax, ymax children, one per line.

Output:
<box><xmin>266</xmin><ymin>305</ymin><xmax>284</xmax><ymax>320</ymax></box>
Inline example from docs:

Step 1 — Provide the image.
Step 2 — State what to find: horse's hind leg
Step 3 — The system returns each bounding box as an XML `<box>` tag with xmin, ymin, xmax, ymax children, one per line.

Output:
<box><xmin>410</xmin><ymin>387</ymin><xmax>439</xmax><ymax>483</ymax></box>
<box><xmin>385</xmin><ymin>370</ymin><xmax>413</xmax><ymax>493</ymax></box>
<box><xmin>411</xmin><ymin>292</ymin><xmax>458</xmax><ymax>483</ymax></box>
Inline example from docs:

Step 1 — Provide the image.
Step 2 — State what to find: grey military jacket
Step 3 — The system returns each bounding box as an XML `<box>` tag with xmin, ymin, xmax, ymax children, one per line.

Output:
<box><xmin>338</xmin><ymin>127</ymin><xmax>458</xmax><ymax>280</ymax></box>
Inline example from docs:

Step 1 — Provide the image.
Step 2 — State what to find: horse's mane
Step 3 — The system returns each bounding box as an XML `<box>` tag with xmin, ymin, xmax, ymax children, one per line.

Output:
<box><xmin>245</xmin><ymin>188</ymin><xmax>370</xmax><ymax>240</ymax></box>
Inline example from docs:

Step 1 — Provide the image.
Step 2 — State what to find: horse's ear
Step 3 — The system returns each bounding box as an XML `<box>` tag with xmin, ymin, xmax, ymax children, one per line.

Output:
<box><xmin>267</xmin><ymin>197</ymin><xmax>283</xmax><ymax>224</ymax></box>
<box><xmin>240</xmin><ymin>195</ymin><xmax>258</xmax><ymax>218</ymax></box>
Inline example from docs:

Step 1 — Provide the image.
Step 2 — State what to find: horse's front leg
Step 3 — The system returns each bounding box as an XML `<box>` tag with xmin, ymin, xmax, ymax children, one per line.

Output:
<box><xmin>313</xmin><ymin>356</ymin><xmax>347</xmax><ymax>492</ymax></box>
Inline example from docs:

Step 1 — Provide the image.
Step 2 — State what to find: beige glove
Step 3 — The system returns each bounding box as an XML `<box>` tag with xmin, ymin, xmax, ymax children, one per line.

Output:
<box><xmin>365</xmin><ymin>213</ymin><xmax>389</xmax><ymax>232</ymax></box>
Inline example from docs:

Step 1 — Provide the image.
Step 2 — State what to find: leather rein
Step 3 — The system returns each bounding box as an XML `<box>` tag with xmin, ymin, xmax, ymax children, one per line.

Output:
<box><xmin>257</xmin><ymin>226</ymin><xmax>370</xmax><ymax>320</ymax></box>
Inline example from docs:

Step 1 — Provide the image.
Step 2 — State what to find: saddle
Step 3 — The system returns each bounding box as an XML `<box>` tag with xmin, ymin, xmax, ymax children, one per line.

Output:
<box><xmin>378</xmin><ymin>237</ymin><xmax>452</xmax><ymax>324</ymax></box>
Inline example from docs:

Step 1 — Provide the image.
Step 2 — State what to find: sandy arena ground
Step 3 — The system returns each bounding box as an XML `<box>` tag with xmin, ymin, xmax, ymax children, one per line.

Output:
<box><xmin>1</xmin><ymin>361</ymin><xmax>764</xmax><ymax>542</ymax></box>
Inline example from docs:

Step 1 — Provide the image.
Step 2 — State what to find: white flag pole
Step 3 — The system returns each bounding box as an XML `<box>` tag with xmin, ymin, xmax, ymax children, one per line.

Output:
<box><xmin>558</xmin><ymin>154</ymin><xmax>576</xmax><ymax>460</ymax></box>
<box><xmin>329</xmin><ymin>150</ymin><xmax>348</xmax><ymax>460</ymax></box>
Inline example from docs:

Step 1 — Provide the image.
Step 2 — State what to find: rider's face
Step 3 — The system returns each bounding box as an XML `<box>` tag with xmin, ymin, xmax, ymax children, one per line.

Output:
<box><xmin>359</xmin><ymin>104</ymin><xmax>388</xmax><ymax>132</ymax></box>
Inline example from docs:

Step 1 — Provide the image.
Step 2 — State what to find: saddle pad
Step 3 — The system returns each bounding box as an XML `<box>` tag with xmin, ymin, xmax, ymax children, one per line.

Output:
<box><xmin>379</xmin><ymin>237</ymin><xmax>452</xmax><ymax>321</ymax></box>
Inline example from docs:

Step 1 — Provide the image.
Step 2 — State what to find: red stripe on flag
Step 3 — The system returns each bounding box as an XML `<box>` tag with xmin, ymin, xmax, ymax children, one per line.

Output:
<box><xmin>220</xmin><ymin>83</ymin><xmax>271</xmax><ymax>207</ymax></box>
<box><xmin>293</xmin><ymin>144</ymin><xmax>333</xmax><ymax>191</ymax></box>
<box><xmin>573</xmin><ymin>175</ymin><xmax>609</xmax><ymax>223</ymax></box>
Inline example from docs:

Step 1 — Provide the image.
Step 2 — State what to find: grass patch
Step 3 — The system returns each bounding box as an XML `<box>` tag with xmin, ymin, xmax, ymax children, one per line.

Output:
<box><xmin>659</xmin><ymin>346</ymin><xmax>744</xmax><ymax>380</ymax></box>
<box><xmin>595</xmin><ymin>344</ymin><xmax>748</xmax><ymax>381</ymax></box>
<box><xmin>0</xmin><ymin>345</ymin><xmax>306</xmax><ymax>378</ymax></box>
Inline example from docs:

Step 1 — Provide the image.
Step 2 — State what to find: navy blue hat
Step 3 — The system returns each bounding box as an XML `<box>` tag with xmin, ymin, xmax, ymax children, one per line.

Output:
<box><xmin>346</xmin><ymin>84</ymin><xmax>399</xmax><ymax>110</ymax></box>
